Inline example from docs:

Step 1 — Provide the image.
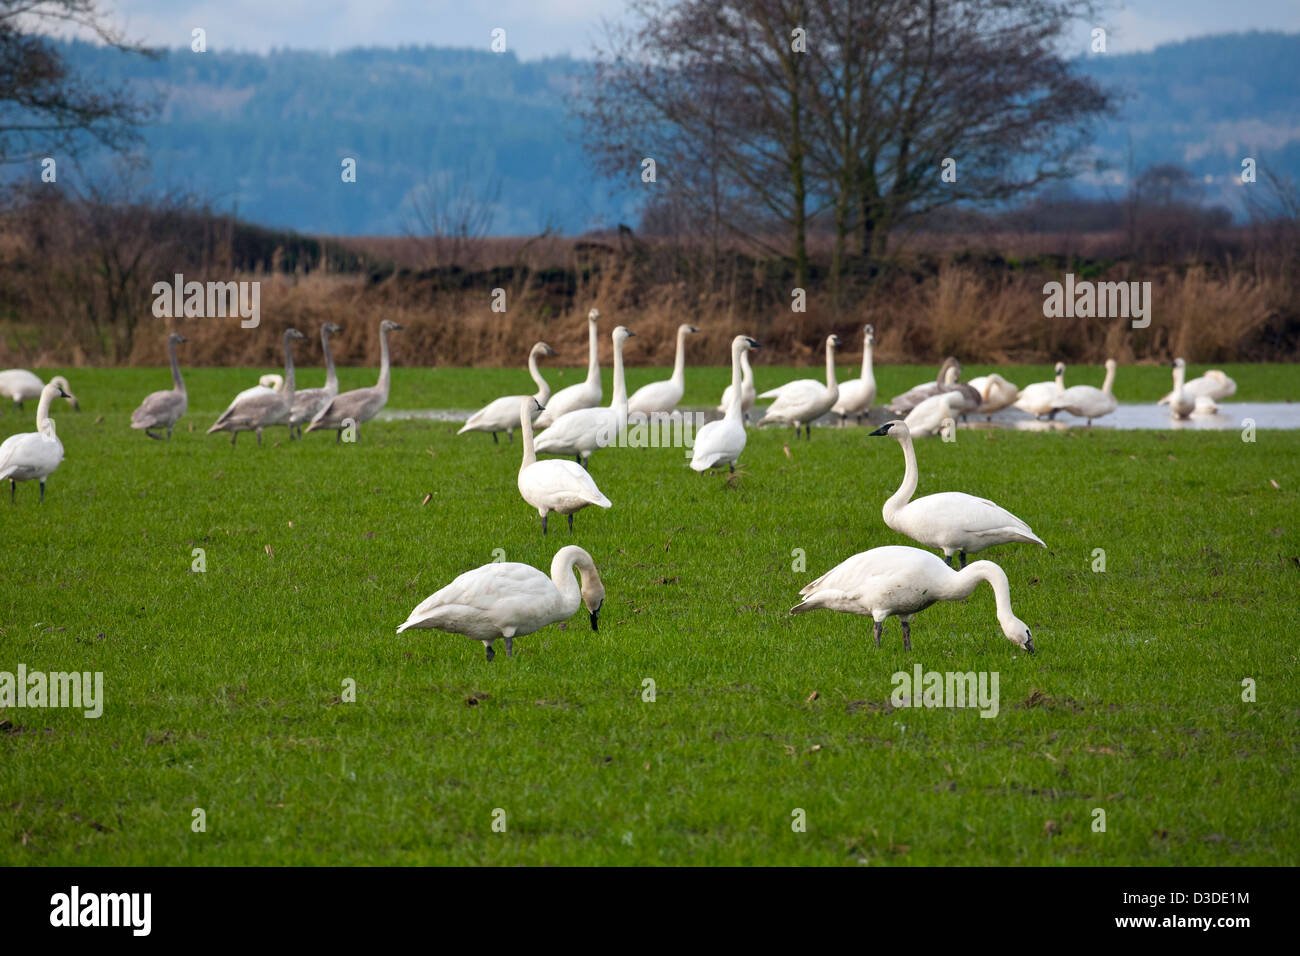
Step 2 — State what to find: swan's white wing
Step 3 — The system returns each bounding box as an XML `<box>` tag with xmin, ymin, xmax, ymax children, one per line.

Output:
<box><xmin>627</xmin><ymin>380</ymin><xmax>682</xmax><ymax>415</ymax></box>
<box><xmin>398</xmin><ymin>563</ymin><xmax>552</xmax><ymax>636</ymax></box>
<box><xmin>761</xmin><ymin>380</ymin><xmax>824</xmax><ymax>415</ymax></box>
<box><xmin>519</xmin><ymin>459</ymin><xmax>612</xmax><ymax>508</ymax></box>
<box><xmin>689</xmin><ymin>418</ymin><xmax>745</xmax><ymax>470</ymax></box>
<box><xmin>459</xmin><ymin>394</ymin><xmax>531</xmax><ymax>433</ymax></box>
<box><xmin>908</xmin><ymin>492</ymin><xmax>1044</xmax><ymax>546</ymax></box>
<box><xmin>533</xmin><ymin>407</ymin><xmax>612</xmax><ymax>452</ymax></box>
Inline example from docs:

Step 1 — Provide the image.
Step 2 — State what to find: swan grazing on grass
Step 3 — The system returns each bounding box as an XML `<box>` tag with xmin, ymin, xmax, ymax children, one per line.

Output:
<box><xmin>1166</xmin><ymin>358</ymin><xmax>1195</xmax><ymax>419</ymax></box>
<box><xmin>396</xmin><ymin>545</ymin><xmax>606</xmax><ymax>661</ymax></box>
<box><xmin>757</xmin><ymin>334</ymin><xmax>841</xmax><ymax>438</ymax></box>
<box><xmin>208</xmin><ymin>328</ymin><xmax>307</xmax><ymax>445</ymax></box>
<box><xmin>305</xmin><ymin>319</ymin><xmax>403</xmax><ymax>442</ymax></box>
<box><xmin>534</xmin><ymin>326</ymin><xmax>635</xmax><ymax>469</ymax></box>
<box><xmin>0</xmin><ymin>381</ymin><xmax>69</xmax><ymax>503</ymax></box>
<box><xmin>535</xmin><ymin>308</ymin><xmax>602</xmax><ymax>428</ymax></box>
<box><xmin>966</xmin><ymin>373</ymin><xmax>1019</xmax><ymax>419</ymax></box>
<box><xmin>903</xmin><ymin>391</ymin><xmax>956</xmax><ymax>439</ymax></box>
<box><xmin>1014</xmin><ymin>362</ymin><xmax>1066</xmax><ymax>419</ymax></box>
<box><xmin>692</xmin><ymin>335</ymin><xmax>760</xmax><ymax>473</ymax></box>
<box><xmin>1159</xmin><ymin>365</ymin><xmax>1236</xmax><ymax>405</ymax></box>
<box><xmin>871</xmin><ymin>420</ymin><xmax>1045</xmax><ymax>566</ymax></box>
<box><xmin>889</xmin><ymin>358</ymin><xmax>959</xmax><ymax>415</ymax></box>
<box><xmin>628</xmin><ymin>323</ymin><xmax>698</xmax><ymax>415</ymax></box>
<box><xmin>1051</xmin><ymin>358</ymin><xmax>1117</xmax><ymax>425</ymax></box>
<box><xmin>832</xmin><ymin>324</ymin><xmax>876</xmax><ymax>426</ymax></box>
<box><xmin>289</xmin><ymin>323</ymin><xmax>342</xmax><ymax>439</ymax></box>
<box><xmin>130</xmin><ymin>333</ymin><xmax>188</xmax><ymax>439</ymax></box>
<box><xmin>791</xmin><ymin>545</ymin><xmax>1034</xmax><ymax>654</ymax></box>
<box><xmin>0</xmin><ymin>370</ymin><xmax>79</xmax><ymax>413</ymax></box>
<box><xmin>717</xmin><ymin>340</ymin><xmax>756</xmax><ymax>422</ymax></box>
<box><xmin>518</xmin><ymin>397</ymin><xmax>611</xmax><ymax>533</ymax></box>
<box><xmin>458</xmin><ymin>342</ymin><xmax>557</xmax><ymax>443</ymax></box>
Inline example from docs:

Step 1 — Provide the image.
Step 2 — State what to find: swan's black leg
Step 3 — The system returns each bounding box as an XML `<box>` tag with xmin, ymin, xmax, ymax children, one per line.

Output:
<box><xmin>944</xmin><ymin>553</ymin><xmax>953</xmax><ymax>567</ymax></box>
<box><xmin>873</xmin><ymin>620</ymin><xmax>882</xmax><ymax>648</ymax></box>
<box><xmin>504</xmin><ymin>637</ymin><xmax>513</xmax><ymax>657</ymax></box>
<box><xmin>575</xmin><ymin>453</ymin><xmax>581</xmax><ymax>464</ymax></box>
<box><xmin>541</xmin><ymin>514</ymin><xmax>548</xmax><ymax>535</ymax></box>
<box><xmin>256</xmin><ymin>428</ymin><xmax>263</xmax><ymax>446</ymax></box>
<box><xmin>567</xmin><ymin>513</ymin><xmax>574</xmax><ymax>533</ymax></box>
<box><xmin>230</xmin><ymin>431</ymin><xmax>238</xmax><ymax>446</ymax></box>
<box><xmin>901</xmin><ymin>620</ymin><xmax>912</xmax><ymax>651</ymax></box>
<box><xmin>146</xmin><ymin>429</ymin><xmax>162</xmax><ymax>440</ymax></box>
<box><xmin>485</xmin><ymin>643</ymin><xmax>495</xmax><ymax>662</ymax></box>
<box><xmin>167</xmin><ymin>426</ymin><xmax>174</xmax><ymax>440</ymax></box>
<box><xmin>10</xmin><ymin>479</ymin><xmax>15</xmax><ymax>503</ymax></box>
<box><xmin>959</xmin><ymin>551</ymin><xmax>968</xmax><ymax>568</ymax></box>
<box><xmin>507</xmin><ymin>430</ymin><xmax>514</xmax><ymax>443</ymax></box>
<box><xmin>729</xmin><ymin>463</ymin><xmax>735</xmax><ymax>474</ymax></box>
<box><xmin>492</xmin><ymin>432</ymin><xmax>498</xmax><ymax>445</ymax></box>
<box><xmin>335</xmin><ymin>429</ymin><xmax>341</xmax><ymax>444</ymax></box>
<box><xmin>39</xmin><ymin>481</ymin><xmax>45</xmax><ymax>503</ymax></box>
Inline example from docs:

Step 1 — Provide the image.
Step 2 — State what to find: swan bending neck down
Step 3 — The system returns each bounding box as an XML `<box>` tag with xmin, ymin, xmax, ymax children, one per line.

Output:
<box><xmin>791</xmin><ymin>545</ymin><xmax>1034</xmax><ymax>653</ymax></box>
<box><xmin>0</xmin><ymin>381</ymin><xmax>69</xmax><ymax>502</ymax></box>
<box><xmin>396</xmin><ymin>545</ymin><xmax>606</xmax><ymax>661</ymax></box>
<box><xmin>518</xmin><ymin>397</ymin><xmax>612</xmax><ymax>533</ymax></box>
<box><xmin>691</xmin><ymin>335</ymin><xmax>760</xmax><ymax>473</ymax></box>
<box><xmin>870</xmin><ymin>419</ymin><xmax>1045</xmax><ymax>566</ymax></box>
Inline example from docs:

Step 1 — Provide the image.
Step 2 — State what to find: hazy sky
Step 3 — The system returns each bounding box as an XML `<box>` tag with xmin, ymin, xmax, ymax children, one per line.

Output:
<box><xmin>101</xmin><ymin>0</ymin><xmax>1300</xmax><ymax>60</ymax></box>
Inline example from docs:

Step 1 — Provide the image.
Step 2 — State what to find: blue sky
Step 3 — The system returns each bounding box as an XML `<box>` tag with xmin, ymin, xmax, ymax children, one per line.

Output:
<box><xmin>95</xmin><ymin>0</ymin><xmax>1300</xmax><ymax>60</ymax></box>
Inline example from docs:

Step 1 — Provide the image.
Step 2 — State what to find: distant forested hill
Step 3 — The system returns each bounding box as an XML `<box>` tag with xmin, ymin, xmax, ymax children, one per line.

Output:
<box><xmin>30</xmin><ymin>32</ymin><xmax>1300</xmax><ymax>236</ymax></box>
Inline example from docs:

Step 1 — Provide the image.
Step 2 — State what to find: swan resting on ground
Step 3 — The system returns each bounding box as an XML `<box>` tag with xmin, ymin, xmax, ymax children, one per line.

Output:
<box><xmin>871</xmin><ymin>420</ymin><xmax>1045</xmax><ymax>566</ymax></box>
<box><xmin>692</xmin><ymin>335</ymin><xmax>760</xmax><ymax>473</ymax></box>
<box><xmin>458</xmin><ymin>341</ymin><xmax>557</xmax><ymax>443</ymax></box>
<box><xmin>628</xmin><ymin>323</ymin><xmax>698</xmax><ymax>415</ymax></box>
<box><xmin>757</xmin><ymin>334</ymin><xmax>841</xmax><ymax>438</ymax></box>
<box><xmin>518</xmin><ymin>397</ymin><xmax>612</xmax><ymax>533</ymax></box>
<box><xmin>535</xmin><ymin>308</ymin><xmax>602</xmax><ymax>428</ymax></box>
<box><xmin>832</xmin><ymin>324</ymin><xmax>876</xmax><ymax>426</ymax></box>
<box><xmin>1050</xmin><ymin>358</ymin><xmax>1117</xmax><ymax>425</ymax></box>
<box><xmin>0</xmin><ymin>370</ymin><xmax>79</xmax><ymax>413</ymax></box>
<box><xmin>0</xmin><ymin>381</ymin><xmax>69</xmax><ymax>502</ymax></box>
<box><xmin>130</xmin><ymin>333</ymin><xmax>188</xmax><ymax>439</ymax></box>
<box><xmin>965</xmin><ymin>373</ymin><xmax>1019</xmax><ymax>419</ymax></box>
<box><xmin>903</xmin><ymin>391</ymin><xmax>957</xmax><ymax>439</ymax></box>
<box><xmin>234</xmin><ymin>374</ymin><xmax>284</xmax><ymax>404</ymax></box>
<box><xmin>889</xmin><ymin>358</ymin><xmax>958</xmax><ymax>415</ymax></box>
<box><xmin>1159</xmin><ymin>366</ymin><xmax>1235</xmax><ymax>405</ymax></box>
<box><xmin>1014</xmin><ymin>362</ymin><xmax>1065</xmax><ymax>419</ymax></box>
<box><xmin>396</xmin><ymin>545</ymin><xmax>606</xmax><ymax>661</ymax></box>
<box><xmin>791</xmin><ymin>545</ymin><xmax>1034</xmax><ymax>653</ymax></box>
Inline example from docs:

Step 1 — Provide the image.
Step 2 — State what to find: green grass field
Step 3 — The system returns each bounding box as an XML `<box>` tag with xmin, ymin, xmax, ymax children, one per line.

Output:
<box><xmin>1</xmin><ymin>365</ymin><xmax>1297</xmax><ymax>865</ymax></box>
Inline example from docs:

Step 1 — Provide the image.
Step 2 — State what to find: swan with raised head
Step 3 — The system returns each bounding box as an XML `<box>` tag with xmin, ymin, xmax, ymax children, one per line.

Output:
<box><xmin>716</xmin><ymin>340</ymin><xmax>756</xmax><ymax>422</ymax></box>
<box><xmin>518</xmin><ymin>397</ymin><xmax>612</xmax><ymax>533</ymax></box>
<box><xmin>903</xmin><ymin>391</ymin><xmax>957</xmax><ymax>439</ymax></box>
<box><xmin>208</xmin><ymin>328</ymin><xmax>307</xmax><ymax>445</ymax></box>
<box><xmin>757</xmin><ymin>334</ymin><xmax>841</xmax><ymax>438</ymax></box>
<box><xmin>1166</xmin><ymin>358</ymin><xmax>1195</xmax><ymax>419</ymax></box>
<box><xmin>458</xmin><ymin>341</ymin><xmax>557</xmax><ymax>443</ymax></box>
<box><xmin>534</xmin><ymin>308</ymin><xmax>602</xmax><ymax>428</ymax></box>
<box><xmin>0</xmin><ymin>381</ymin><xmax>69</xmax><ymax>502</ymax></box>
<box><xmin>534</xmin><ymin>326</ymin><xmax>635</xmax><ymax>469</ymax></box>
<box><xmin>791</xmin><ymin>545</ymin><xmax>1034</xmax><ymax>654</ymax></box>
<box><xmin>0</xmin><ymin>371</ymin><xmax>79</xmax><ymax>413</ymax></box>
<box><xmin>692</xmin><ymin>335</ymin><xmax>760</xmax><ymax>473</ymax></box>
<box><xmin>889</xmin><ymin>358</ymin><xmax>960</xmax><ymax>415</ymax></box>
<box><xmin>832</xmin><ymin>324</ymin><xmax>876</xmax><ymax>426</ymax></box>
<box><xmin>1050</xmin><ymin>359</ymin><xmax>1117</xmax><ymax>425</ymax></box>
<box><xmin>1159</xmin><ymin>366</ymin><xmax>1235</xmax><ymax>405</ymax></box>
<box><xmin>965</xmin><ymin>372</ymin><xmax>1019</xmax><ymax>419</ymax></box>
<box><xmin>628</xmin><ymin>323</ymin><xmax>698</xmax><ymax>415</ymax></box>
<box><xmin>130</xmin><ymin>333</ymin><xmax>188</xmax><ymax>439</ymax></box>
<box><xmin>305</xmin><ymin>319</ymin><xmax>403</xmax><ymax>441</ymax></box>
<box><xmin>1014</xmin><ymin>362</ymin><xmax>1066</xmax><ymax>418</ymax></box>
<box><xmin>870</xmin><ymin>420</ymin><xmax>1045</xmax><ymax>566</ymax></box>
<box><xmin>289</xmin><ymin>323</ymin><xmax>343</xmax><ymax>439</ymax></box>
<box><xmin>396</xmin><ymin>545</ymin><xmax>606</xmax><ymax>661</ymax></box>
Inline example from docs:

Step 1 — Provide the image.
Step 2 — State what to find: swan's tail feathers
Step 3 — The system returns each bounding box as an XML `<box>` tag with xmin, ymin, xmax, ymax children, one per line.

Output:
<box><xmin>456</xmin><ymin>421</ymin><xmax>474</xmax><ymax>435</ymax></box>
<box><xmin>205</xmin><ymin>420</ymin><xmax>225</xmax><ymax>434</ymax></box>
<box><xmin>790</xmin><ymin>588</ymin><xmax>843</xmax><ymax>614</ymax></box>
<box><xmin>690</xmin><ymin>452</ymin><xmax>722</xmax><ymax>472</ymax></box>
<box><xmin>585</xmin><ymin>490</ymin><xmax>613</xmax><ymax>509</ymax></box>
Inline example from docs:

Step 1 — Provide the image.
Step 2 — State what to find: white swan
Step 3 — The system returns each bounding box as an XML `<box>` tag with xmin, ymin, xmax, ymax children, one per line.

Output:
<box><xmin>628</xmin><ymin>323</ymin><xmax>698</xmax><ymax>415</ymax></box>
<box><xmin>0</xmin><ymin>381</ymin><xmax>69</xmax><ymax>503</ymax></box>
<box><xmin>534</xmin><ymin>326</ymin><xmax>634</xmax><ymax>469</ymax></box>
<box><xmin>1051</xmin><ymin>358</ymin><xmax>1117</xmax><ymax>425</ymax></box>
<box><xmin>396</xmin><ymin>545</ymin><xmax>606</xmax><ymax>661</ymax></box>
<box><xmin>233</xmin><ymin>374</ymin><xmax>284</xmax><ymax>404</ymax></box>
<box><xmin>0</xmin><ymin>370</ymin><xmax>79</xmax><ymax>413</ymax></box>
<box><xmin>1014</xmin><ymin>362</ymin><xmax>1066</xmax><ymax>418</ymax></box>
<box><xmin>870</xmin><ymin>419</ymin><xmax>1045</xmax><ymax>566</ymax></box>
<box><xmin>888</xmin><ymin>358</ymin><xmax>959</xmax><ymax>415</ymax></box>
<box><xmin>691</xmin><ymin>335</ymin><xmax>760</xmax><ymax>473</ymax></box>
<box><xmin>534</xmin><ymin>308</ymin><xmax>602</xmax><ymax>428</ymax></box>
<box><xmin>1166</xmin><ymin>358</ymin><xmax>1195</xmax><ymax>419</ymax></box>
<box><xmin>832</xmin><ymin>324</ymin><xmax>876</xmax><ymax>425</ymax></box>
<box><xmin>965</xmin><ymin>373</ymin><xmax>1019</xmax><ymax>419</ymax></box>
<box><xmin>1158</xmin><ymin>365</ymin><xmax>1236</xmax><ymax>405</ymax></box>
<box><xmin>518</xmin><ymin>397</ymin><xmax>612</xmax><ymax>533</ymax></box>
<box><xmin>306</xmin><ymin>320</ymin><xmax>403</xmax><ymax>441</ymax></box>
<box><xmin>716</xmin><ymin>341</ymin><xmax>755</xmax><ymax>422</ymax></box>
<box><xmin>757</xmin><ymin>334</ymin><xmax>841</xmax><ymax>438</ymax></box>
<box><xmin>208</xmin><ymin>328</ymin><xmax>307</xmax><ymax>445</ymax></box>
<box><xmin>903</xmin><ymin>391</ymin><xmax>956</xmax><ymax>438</ymax></box>
<box><xmin>791</xmin><ymin>545</ymin><xmax>1034</xmax><ymax>653</ymax></box>
<box><xmin>289</xmin><ymin>323</ymin><xmax>343</xmax><ymax>439</ymax></box>
<box><xmin>458</xmin><ymin>341</ymin><xmax>557</xmax><ymax>443</ymax></box>
<box><xmin>130</xmin><ymin>333</ymin><xmax>188</xmax><ymax>439</ymax></box>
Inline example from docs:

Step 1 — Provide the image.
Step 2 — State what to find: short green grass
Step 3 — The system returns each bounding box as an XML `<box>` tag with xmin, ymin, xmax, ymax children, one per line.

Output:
<box><xmin>1</xmin><ymin>366</ymin><xmax>1297</xmax><ymax>865</ymax></box>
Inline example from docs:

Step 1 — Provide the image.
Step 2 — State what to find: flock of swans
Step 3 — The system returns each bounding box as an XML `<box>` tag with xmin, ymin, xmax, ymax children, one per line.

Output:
<box><xmin>0</xmin><ymin>310</ymin><xmax>1239</xmax><ymax>662</ymax></box>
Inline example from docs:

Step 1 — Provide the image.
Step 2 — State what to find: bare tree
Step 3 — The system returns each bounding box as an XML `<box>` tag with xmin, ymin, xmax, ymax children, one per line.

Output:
<box><xmin>404</xmin><ymin>165</ymin><xmax>502</xmax><ymax>270</ymax></box>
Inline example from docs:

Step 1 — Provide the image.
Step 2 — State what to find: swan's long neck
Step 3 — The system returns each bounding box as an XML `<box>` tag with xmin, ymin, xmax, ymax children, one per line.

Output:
<box><xmin>168</xmin><ymin>338</ymin><xmax>185</xmax><ymax>392</ymax></box>
<box><xmin>725</xmin><ymin>343</ymin><xmax>745</xmax><ymax>421</ymax></box>
<box><xmin>611</xmin><ymin>335</ymin><xmax>628</xmax><ymax>422</ymax></box>
<box><xmin>377</xmin><ymin>327</ymin><xmax>392</xmax><ymax>396</ymax></box>
<box><xmin>35</xmin><ymin>387</ymin><xmax>55</xmax><ymax>429</ymax></box>
<box><xmin>861</xmin><ymin>337</ymin><xmax>874</xmax><ymax>381</ymax></box>
<box><xmin>884</xmin><ymin>432</ymin><xmax>919</xmax><ymax>519</ymax></box>
<box><xmin>671</xmin><ymin>327</ymin><xmax>689</xmax><ymax>387</ymax></box>
<box><xmin>1054</xmin><ymin>367</ymin><xmax>1065</xmax><ymax>393</ymax></box>
<box><xmin>549</xmin><ymin>550</ymin><xmax>584</xmax><ymax>618</ymax></box>
<box><xmin>945</xmin><ymin>561</ymin><xmax>1016</xmax><ymax>626</ymax></box>
<box><xmin>528</xmin><ymin>348</ymin><xmax>550</xmax><ymax>404</ymax></box>
<box><xmin>520</xmin><ymin>401</ymin><xmax>537</xmax><ymax>470</ymax></box>
<box><xmin>740</xmin><ymin>349</ymin><xmax>753</xmax><ymax>389</ymax></box>
<box><xmin>824</xmin><ymin>341</ymin><xmax>838</xmax><ymax>390</ymax></box>
<box><xmin>322</xmin><ymin>329</ymin><xmax>338</xmax><ymax>392</ymax></box>
<box><xmin>585</xmin><ymin>319</ymin><xmax>600</xmax><ymax>386</ymax></box>
<box><xmin>1172</xmin><ymin>365</ymin><xmax>1184</xmax><ymax>400</ymax></box>
<box><xmin>1102</xmin><ymin>363</ymin><xmax>1115</xmax><ymax>396</ymax></box>
<box><xmin>282</xmin><ymin>333</ymin><xmax>297</xmax><ymax>397</ymax></box>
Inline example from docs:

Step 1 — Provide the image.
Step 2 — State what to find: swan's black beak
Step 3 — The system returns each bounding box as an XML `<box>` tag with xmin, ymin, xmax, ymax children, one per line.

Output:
<box><xmin>868</xmin><ymin>424</ymin><xmax>892</xmax><ymax>436</ymax></box>
<box><xmin>1025</xmin><ymin>636</ymin><xmax>1036</xmax><ymax>654</ymax></box>
<box><xmin>589</xmin><ymin>599</ymin><xmax>603</xmax><ymax>632</ymax></box>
